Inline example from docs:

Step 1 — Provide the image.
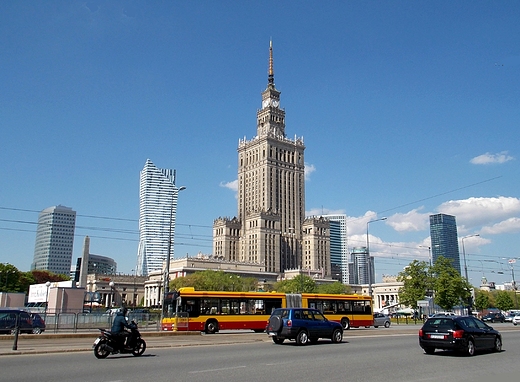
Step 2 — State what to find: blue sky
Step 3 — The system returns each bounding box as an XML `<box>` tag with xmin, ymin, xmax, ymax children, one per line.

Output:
<box><xmin>1</xmin><ymin>1</ymin><xmax>519</xmax><ymax>286</ymax></box>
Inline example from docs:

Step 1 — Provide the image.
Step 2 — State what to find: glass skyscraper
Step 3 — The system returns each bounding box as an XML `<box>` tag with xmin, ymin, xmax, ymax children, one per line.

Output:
<box><xmin>136</xmin><ymin>159</ymin><xmax>181</xmax><ymax>276</ymax></box>
<box><xmin>32</xmin><ymin>205</ymin><xmax>76</xmax><ymax>275</ymax></box>
<box><xmin>320</xmin><ymin>214</ymin><xmax>348</xmax><ymax>283</ymax></box>
<box><xmin>429</xmin><ymin>213</ymin><xmax>460</xmax><ymax>273</ymax></box>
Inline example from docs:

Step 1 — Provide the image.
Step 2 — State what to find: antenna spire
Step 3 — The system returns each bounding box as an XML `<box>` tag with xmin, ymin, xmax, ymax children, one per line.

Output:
<box><xmin>268</xmin><ymin>40</ymin><xmax>274</xmax><ymax>87</ymax></box>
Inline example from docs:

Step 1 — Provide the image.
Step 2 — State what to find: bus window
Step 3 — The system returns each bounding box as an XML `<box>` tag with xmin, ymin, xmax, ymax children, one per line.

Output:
<box><xmin>201</xmin><ymin>298</ymin><xmax>219</xmax><ymax>315</ymax></box>
<box><xmin>264</xmin><ymin>298</ymin><xmax>283</xmax><ymax>314</ymax></box>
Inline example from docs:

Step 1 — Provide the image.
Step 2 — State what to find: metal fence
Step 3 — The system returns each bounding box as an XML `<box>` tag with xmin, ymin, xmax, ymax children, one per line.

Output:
<box><xmin>41</xmin><ymin>312</ymin><xmax>162</xmax><ymax>333</ymax></box>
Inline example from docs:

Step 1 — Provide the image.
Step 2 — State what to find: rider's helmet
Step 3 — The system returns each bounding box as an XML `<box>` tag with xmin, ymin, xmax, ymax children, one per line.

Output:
<box><xmin>119</xmin><ymin>307</ymin><xmax>128</xmax><ymax>315</ymax></box>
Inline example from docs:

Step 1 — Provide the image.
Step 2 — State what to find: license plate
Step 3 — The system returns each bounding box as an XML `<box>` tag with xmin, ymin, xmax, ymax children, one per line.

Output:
<box><xmin>268</xmin><ymin>332</ymin><xmax>276</xmax><ymax>336</ymax></box>
<box><xmin>429</xmin><ymin>334</ymin><xmax>445</xmax><ymax>339</ymax></box>
<box><xmin>93</xmin><ymin>338</ymin><xmax>101</xmax><ymax>345</ymax></box>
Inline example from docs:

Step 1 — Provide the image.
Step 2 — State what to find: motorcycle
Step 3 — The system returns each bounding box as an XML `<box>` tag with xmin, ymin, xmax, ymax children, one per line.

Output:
<box><xmin>93</xmin><ymin>320</ymin><xmax>146</xmax><ymax>359</ymax></box>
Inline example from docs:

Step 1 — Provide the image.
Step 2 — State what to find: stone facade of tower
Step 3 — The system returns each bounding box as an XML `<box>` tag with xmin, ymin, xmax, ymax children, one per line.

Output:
<box><xmin>213</xmin><ymin>42</ymin><xmax>329</xmax><ymax>275</ymax></box>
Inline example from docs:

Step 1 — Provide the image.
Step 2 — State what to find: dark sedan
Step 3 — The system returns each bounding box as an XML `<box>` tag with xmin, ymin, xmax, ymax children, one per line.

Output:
<box><xmin>419</xmin><ymin>315</ymin><xmax>502</xmax><ymax>356</ymax></box>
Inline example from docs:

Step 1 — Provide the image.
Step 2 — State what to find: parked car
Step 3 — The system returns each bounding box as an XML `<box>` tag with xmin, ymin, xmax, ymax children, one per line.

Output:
<box><xmin>419</xmin><ymin>315</ymin><xmax>502</xmax><ymax>356</ymax></box>
<box><xmin>482</xmin><ymin>312</ymin><xmax>505</xmax><ymax>323</ymax></box>
<box><xmin>504</xmin><ymin>313</ymin><xmax>517</xmax><ymax>322</ymax></box>
<box><xmin>30</xmin><ymin>313</ymin><xmax>46</xmax><ymax>334</ymax></box>
<box><xmin>0</xmin><ymin>310</ymin><xmax>33</xmax><ymax>334</ymax></box>
<box><xmin>512</xmin><ymin>315</ymin><xmax>520</xmax><ymax>326</ymax></box>
<box><xmin>431</xmin><ymin>312</ymin><xmax>456</xmax><ymax>317</ymax></box>
<box><xmin>373</xmin><ymin>313</ymin><xmax>391</xmax><ymax>328</ymax></box>
<box><xmin>266</xmin><ymin>308</ymin><xmax>343</xmax><ymax>345</ymax></box>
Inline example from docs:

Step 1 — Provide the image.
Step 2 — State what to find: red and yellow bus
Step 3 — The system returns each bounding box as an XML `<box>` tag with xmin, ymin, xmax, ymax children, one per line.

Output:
<box><xmin>162</xmin><ymin>288</ymin><xmax>373</xmax><ymax>333</ymax></box>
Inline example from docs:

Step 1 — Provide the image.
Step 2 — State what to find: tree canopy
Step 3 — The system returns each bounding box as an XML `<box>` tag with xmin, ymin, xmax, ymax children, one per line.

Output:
<box><xmin>1</xmin><ymin>264</ymin><xmax>69</xmax><ymax>294</ymax></box>
<box><xmin>169</xmin><ymin>270</ymin><xmax>257</xmax><ymax>292</ymax></box>
<box><xmin>397</xmin><ymin>256</ymin><xmax>471</xmax><ymax>312</ymax></box>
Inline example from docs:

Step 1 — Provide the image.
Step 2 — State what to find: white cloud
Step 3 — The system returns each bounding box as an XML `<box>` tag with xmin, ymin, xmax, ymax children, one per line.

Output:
<box><xmin>470</xmin><ymin>151</ymin><xmax>514</xmax><ymax>165</ymax></box>
<box><xmin>305</xmin><ymin>163</ymin><xmax>316</xmax><ymax>181</ymax></box>
<box><xmin>219</xmin><ymin>179</ymin><xmax>238</xmax><ymax>192</ymax></box>
<box><xmin>387</xmin><ymin>208</ymin><xmax>428</xmax><ymax>232</ymax></box>
<box><xmin>480</xmin><ymin>217</ymin><xmax>520</xmax><ymax>235</ymax></box>
<box><xmin>438</xmin><ymin>196</ymin><xmax>520</xmax><ymax>228</ymax></box>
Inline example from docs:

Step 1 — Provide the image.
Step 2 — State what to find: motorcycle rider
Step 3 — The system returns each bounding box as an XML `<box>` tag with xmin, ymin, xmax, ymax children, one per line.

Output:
<box><xmin>110</xmin><ymin>307</ymin><xmax>133</xmax><ymax>350</ymax></box>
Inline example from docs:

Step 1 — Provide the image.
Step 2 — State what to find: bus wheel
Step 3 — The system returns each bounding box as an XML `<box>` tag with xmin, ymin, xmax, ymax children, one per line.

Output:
<box><xmin>341</xmin><ymin>318</ymin><xmax>350</xmax><ymax>330</ymax></box>
<box><xmin>205</xmin><ymin>320</ymin><xmax>219</xmax><ymax>334</ymax></box>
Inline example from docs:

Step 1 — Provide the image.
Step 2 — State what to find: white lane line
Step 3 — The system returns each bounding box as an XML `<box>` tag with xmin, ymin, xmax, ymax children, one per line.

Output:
<box><xmin>189</xmin><ymin>366</ymin><xmax>247</xmax><ymax>374</ymax></box>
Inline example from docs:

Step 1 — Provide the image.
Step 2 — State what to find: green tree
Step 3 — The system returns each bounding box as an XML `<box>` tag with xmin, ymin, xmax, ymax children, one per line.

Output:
<box><xmin>274</xmin><ymin>275</ymin><xmax>317</xmax><ymax>293</ymax></box>
<box><xmin>495</xmin><ymin>290</ymin><xmax>514</xmax><ymax>312</ymax></box>
<box><xmin>431</xmin><ymin>256</ymin><xmax>471</xmax><ymax>311</ymax></box>
<box><xmin>317</xmin><ymin>281</ymin><xmax>351</xmax><ymax>294</ymax></box>
<box><xmin>169</xmin><ymin>270</ymin><xmax>258</xmax><ymax>292</ymax></box>
<box><xmin>1</xmin><ymin>263</ymin><xmax>22</xmax><ymax>293</ymax></box>
<box><xmin>397</xmin><ymin>260</ymin><xmax>431</xmax><ymax>310</ymax></box>
<box><xmin>474</xmin><ymin>290</ymin><xmax>491</xmax><ymax>312</ymax></box>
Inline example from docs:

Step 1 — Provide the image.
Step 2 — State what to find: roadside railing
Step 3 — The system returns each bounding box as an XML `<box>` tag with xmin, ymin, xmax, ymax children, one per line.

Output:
<box><xmin>42</xmin><ymin>313</ymin><xmax>162</xmax><ymax>333</ymax></box>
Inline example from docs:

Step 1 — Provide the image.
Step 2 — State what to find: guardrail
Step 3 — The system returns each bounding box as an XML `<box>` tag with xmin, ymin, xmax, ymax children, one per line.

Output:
<box><xmin>42</xmin><ymin>313</ymin><xmax>162</xmax><ymax>333</ymax></box>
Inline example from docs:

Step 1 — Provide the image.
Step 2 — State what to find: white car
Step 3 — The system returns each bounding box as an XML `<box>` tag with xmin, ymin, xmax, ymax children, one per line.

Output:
<box><xmin>512</xmin><ymin>315</ymin><xmax>520</xmax><ymax>325</ymax></box>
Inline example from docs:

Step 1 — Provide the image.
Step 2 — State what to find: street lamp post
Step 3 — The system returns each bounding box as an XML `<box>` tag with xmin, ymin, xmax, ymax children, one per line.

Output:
<box><xmin>162</xmin><ymin>185</ymin><xmax>186</xmax><ymax>320</ymax></box>
<box><xmin>131</xmin><ymin>269</ymin><xmax>137</xmax><ymax>307</ymax></box>
<box><xmin>505</xmin><ymin>259</ymin><xmax>518</xmax><ymax>309</ymax></box>
<box><xmin>366</xmin><ymin>217</ymin><xmax>387</xmax><ymax>297</ymax></box>
<box><xmin>461</xmin><ymin>234</ymin><xmax>479</xmax><ymax>315</ymax></box>
<box><xmin>109</xmin><ymin>281</ymin><xmax>115</xmax><ymax>307</ymax></box>
<box><xmin>44</xmin><ymin>281</ymin><xmax>51</xmax><ymax>320</ymax></box>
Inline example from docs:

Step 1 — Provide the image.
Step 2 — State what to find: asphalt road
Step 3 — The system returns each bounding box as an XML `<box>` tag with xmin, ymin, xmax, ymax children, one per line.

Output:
<box><xmin>0</xmin><ymin>324</ymin><xmax>519</xmax><ymax>382</ymax></box>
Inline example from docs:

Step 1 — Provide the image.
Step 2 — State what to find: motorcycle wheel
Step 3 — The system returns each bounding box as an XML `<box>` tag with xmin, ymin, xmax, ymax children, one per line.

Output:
<box><xmin>132</xmin><ymin>338</ymin><xmax>146</xmax><ymax>357</ymax></box>
<box><xmin>94</xmin><ymin>339</ymin><xmax>110</xmax><ymax>359</ymax></box>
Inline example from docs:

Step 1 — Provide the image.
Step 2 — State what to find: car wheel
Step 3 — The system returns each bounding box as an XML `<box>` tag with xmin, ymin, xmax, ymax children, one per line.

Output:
<box><xmin>296</xmin><ymin>330</ymin><xmax>309</xmax><ymax>346</ymax></box>
<box><xmin>423</xmin><ymin>347</ymin><xmax>435</xmax><ymax>355</ymax></box>
<box><xmin>331</xmin><ymin>328</ymin><xmax>343</xmax><ymax>343</ymax></box>
<box><xmin>205</xmin><ymin>320</ymin><xmax>219</xmax><ymax>334</ymax></box>
<box><xmin>493</xmin><ymin>336</ymin><xmax>502</xmax><ymax>352</ymax></box>
<box><xmin>374</xmin><ymin>325</ymin><xmax>379</xmax><ymax>328</ymax></box>
<box><xmin>32</xmin><ymin>327</ymin><xmax>42</xmax><ymax>335</ymax></box>
<box><xmin>384</xmin><ymin>321</ymin><xmax>390</xmax><ymax>328</ymax></box>
<box><xmin>272</xmin><ymin>336</ymin><xmax>284</xmax><ymax>345</ymax></box>
<box><xmin>514</xmin><ymin>322</ymin><xmax>518</xmax><ymax>326</ymax></box>
<box><xmin>466</xmin><ymin>339</ymin><xmax>476</xmax><ymax>356</ymax></box>
<box><xmin>341</xmin><ymin>318</ymin><xmax>350</xmax><ymax>330</ymax></box>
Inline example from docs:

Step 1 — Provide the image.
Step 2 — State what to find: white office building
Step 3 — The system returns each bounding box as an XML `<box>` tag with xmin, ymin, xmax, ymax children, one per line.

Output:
<box><xmin>32</xmin><ymin>205</ymin><xmax>76</xmax><ymax>275</ymax></box>
<box><xmin>320</xmin><ymin>214</ymin><xmax>349</xmax><ymax>283</ymax></box>
<box><xmin>136</xmin><ymin>159</ymin><xmax>182</xmax><ymax>277</ymax></box>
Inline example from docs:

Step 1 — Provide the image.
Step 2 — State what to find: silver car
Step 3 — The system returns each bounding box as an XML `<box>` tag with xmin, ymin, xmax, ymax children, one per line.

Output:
<box><xmin>373</xmin><ymin>313</ymin><xmax>391</xmax><ymax>328</ymax></box>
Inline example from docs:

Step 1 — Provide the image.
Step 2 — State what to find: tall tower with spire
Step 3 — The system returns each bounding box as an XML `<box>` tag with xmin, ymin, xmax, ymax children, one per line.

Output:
<box><xmin>213</xmin><ymin>41</ymin><xmax>308</xmax><ymax>273</ymax></box>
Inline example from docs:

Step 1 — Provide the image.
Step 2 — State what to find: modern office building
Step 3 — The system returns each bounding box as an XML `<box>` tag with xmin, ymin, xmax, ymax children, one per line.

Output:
<box><xmin>351</xmin><ymin>247</ymin><xmax>370</xmax><ymax>285</ymax></box>
<box><xmin>320</xmin><ymin>214</ymin><xmax>348</xmax><ymax>283</ymax></box>
<box><xmin>213</xmin><ymin>41</ymin><xmax>330</xmax><ymax>275</ymax></box>
<box><xmin>32</xmin><ymin>205</ymin><xmax>76</xmax><ymax>275</ymax></box>
<box><xmin>429</xmin><ymin>213</ymin><xmax>460</xmax><ymax>273</ymax></box>
<box><xmin>136</xmin><ymin>159</ymin><xmax>183</xmax><ymax>276</ymax></box>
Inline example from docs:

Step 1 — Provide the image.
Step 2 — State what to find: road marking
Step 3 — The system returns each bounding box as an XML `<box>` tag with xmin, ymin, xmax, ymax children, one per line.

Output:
<box><xmin>189</xmin><ymin>366</ymin><xmax>246</xmax><ymax>374</ymax></box>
